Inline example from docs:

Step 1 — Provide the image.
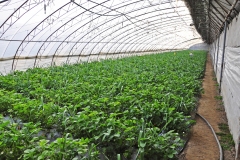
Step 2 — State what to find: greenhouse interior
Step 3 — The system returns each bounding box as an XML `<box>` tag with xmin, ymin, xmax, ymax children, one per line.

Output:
<box><xmin>0</xmin><ymin>0</ymin><xmax>240</xmax><ymax>159</ymax></box>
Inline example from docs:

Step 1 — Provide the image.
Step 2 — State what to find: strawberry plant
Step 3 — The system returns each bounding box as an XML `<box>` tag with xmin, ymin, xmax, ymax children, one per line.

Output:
<box><xmin>0</xmin><ymin>50</ymin><xmax>206</xmax><ymax>159</ymax></box>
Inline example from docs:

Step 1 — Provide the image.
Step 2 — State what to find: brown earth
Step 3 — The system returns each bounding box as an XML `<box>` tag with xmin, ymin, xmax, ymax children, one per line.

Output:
<box><xmin>179</xmin><ymin>54</ymin><xmax>236</xmax><ymax>160</ymax></box>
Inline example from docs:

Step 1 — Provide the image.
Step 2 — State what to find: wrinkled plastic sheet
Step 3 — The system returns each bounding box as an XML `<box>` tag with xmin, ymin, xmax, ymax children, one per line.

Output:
<box><xmin>210</xmin><ymin>28</ymin><xmax>240</xmax><ymax>157</ymax></box>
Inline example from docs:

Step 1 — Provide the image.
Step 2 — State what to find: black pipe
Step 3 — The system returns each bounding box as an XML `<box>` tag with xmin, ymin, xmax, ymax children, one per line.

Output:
<box><xmin>219</xmin><ymin>21</ymin><xmax>228</xmax><ymax>93</ymax></box>
<box><xmin>0</xmin><ymin>0</ymin><xmax>8</xmax><ymax>4</ymax></box>
<box><xmin>196</xmin><ymin>113</ymin><xmax>223</xmax><ymax>160</ymax></box>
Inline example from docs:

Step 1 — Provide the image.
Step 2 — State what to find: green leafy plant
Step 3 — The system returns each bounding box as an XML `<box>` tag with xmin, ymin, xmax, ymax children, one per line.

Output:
<box><xmin>0</xmin><ymin>50</ymin><xmax>207</xmax><ymax>159</ymax></box>
<box><xmin>23</xmin><ymin>135</ymin><xmax>98</xmax><ymax>160</ymax></box>
<box><xmin>0</xmin><ymin>115</ymin><xmax>42</xmax><ymax>159</ymax></box>
<box><xmin>216</xmin><ymin>123</ymin><xmax>235</xmax><ymax>150</ymax></box>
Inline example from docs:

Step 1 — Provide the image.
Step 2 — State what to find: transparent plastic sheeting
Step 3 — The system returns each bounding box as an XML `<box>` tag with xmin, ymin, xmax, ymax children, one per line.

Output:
<box><xmin>0</xmin><ymin>0</ymin><xmax>202</xmax><ymax>74</ymax></box>
<box><xmin>0</xmin><ymin>51</ymin><xmax>159</xmax><ymax>74</ymax></box>
<box><xmin>189</xmin><ymin>43</ymin><xmax>209</xmax><ymax>51</ymax></box>
<box><xmin>209</xmin><ymin>16</ymin><xmax>240</xmax><ymax>158</ymax></box>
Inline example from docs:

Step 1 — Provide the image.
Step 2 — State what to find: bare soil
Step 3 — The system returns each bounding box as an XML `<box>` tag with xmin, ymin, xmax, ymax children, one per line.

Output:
<box><xmin>179</xmin><ymin>54</ymin><xmax>236</xmax><ymax>160</ymax></box>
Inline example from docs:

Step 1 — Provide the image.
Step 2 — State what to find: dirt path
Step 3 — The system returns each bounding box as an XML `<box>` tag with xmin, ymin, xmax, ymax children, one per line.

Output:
<box><xmin>179</xmin><ymin>53</ymin><xmax>236</xmax><ymax>160</ymax></box>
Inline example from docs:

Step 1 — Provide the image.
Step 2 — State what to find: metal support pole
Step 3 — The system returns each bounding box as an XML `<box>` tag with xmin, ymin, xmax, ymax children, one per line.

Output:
<box><xmin>0</xmin><ymin>0</ymin><xmax>8</xmax><ymax>4</ymax></box>
<box><xmin>215</xmin><ymin>35</ymin><xmax>220</xmax><ymax>74</ymax></box>
<box><xmin>213</xmin><ymin>38</ymin><xmax>216</xmax><ymax>67</ymax></box>
<box><xmin>219</xmin><ymin>21</ymin><xmax>228</xmax><ymax>93</ymax></box>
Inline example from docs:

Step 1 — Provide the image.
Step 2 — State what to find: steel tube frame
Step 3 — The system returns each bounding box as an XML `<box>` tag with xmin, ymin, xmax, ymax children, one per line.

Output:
<box><xmin>93</xmin><ymin>19</ymin><xmax>190</xmax><ymax>62</ymax></box>
<box><xmin>219</xmin><ymin>21</ymin><xmax>227</xmax><ymax>93</ymax></box>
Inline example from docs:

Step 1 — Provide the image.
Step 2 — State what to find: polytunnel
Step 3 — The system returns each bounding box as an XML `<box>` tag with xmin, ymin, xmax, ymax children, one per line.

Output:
<box><xmin>0</xmin><ymin>0</ymin><xmax>203</xmax><ymax>74</ymax></box>
<box><xmin>0</xmin><ymin>0</ymin><xmax>240</xmax><ymax>159</ymax></box>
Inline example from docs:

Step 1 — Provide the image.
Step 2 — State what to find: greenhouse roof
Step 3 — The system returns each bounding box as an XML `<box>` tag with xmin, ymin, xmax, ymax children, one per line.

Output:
<box><xmin>185</xmin><ymin>0</ymin><xmax>238</xmax><ymax>44</ymax></box>
<box><xmin>0</xmin><ymin>0</ymin><xmax>238</xmax><ymax>73</ymax></box>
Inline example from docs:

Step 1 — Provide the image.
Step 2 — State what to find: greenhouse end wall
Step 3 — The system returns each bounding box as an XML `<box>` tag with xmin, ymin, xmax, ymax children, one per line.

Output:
<box><xmin>209</xmin><ymin>16</ymin><xmax>240</xmax><ymax>159</ymax></box>
<box><xmin>189</xmin><ymin>43</ymin><xmax>209</xmax><ymax>51</ymax></box>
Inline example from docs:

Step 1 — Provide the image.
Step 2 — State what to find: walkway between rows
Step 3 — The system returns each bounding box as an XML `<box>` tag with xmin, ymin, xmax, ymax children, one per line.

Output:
<box><xmin>180</xmin><ymin>53</ymin><xmax>235</xmax><ymax>160</ymax></box>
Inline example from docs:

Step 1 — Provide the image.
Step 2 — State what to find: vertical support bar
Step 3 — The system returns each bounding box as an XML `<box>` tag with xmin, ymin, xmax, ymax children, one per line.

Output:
<box><xmin>219</xmin><ymin>21</ymin><xmax>228</xmax><ymax>93</ymax></box>
<box><xmin>215</xmin><ymin>34</ymin><xmax>220</xmax><ymax>74</ymax></box>
<box><xmin>213</xmin><ymin>35</ymin><xmax>217</xmax><ymax>67</ymax></box>
<box><xmin>208</xmin><ymin>0</ymin><xmax>211</xmax><ymax>43</ymax></box>
<box><xmin>209</xmin><ymin>38</ymin><xmax>217</xmax><ymax>66</ymax></box>
<box><xmin>238</xmin><ymin>134</ymin><xmax>240</xmax><ymax>159</ymax></box>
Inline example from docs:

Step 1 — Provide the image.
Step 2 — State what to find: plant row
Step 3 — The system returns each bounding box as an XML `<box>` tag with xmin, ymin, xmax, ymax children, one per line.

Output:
<box><xmin>0</xmin><ymin>50</ymin><xmax>207</xmax><ymax>159</ymax></box>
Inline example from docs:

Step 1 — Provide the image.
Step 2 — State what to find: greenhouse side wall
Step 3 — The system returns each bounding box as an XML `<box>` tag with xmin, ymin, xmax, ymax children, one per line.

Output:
<box><xmin>209</xmin><ymin>17</ymin><xmax>240</xmax><ymax>158</ymax></box>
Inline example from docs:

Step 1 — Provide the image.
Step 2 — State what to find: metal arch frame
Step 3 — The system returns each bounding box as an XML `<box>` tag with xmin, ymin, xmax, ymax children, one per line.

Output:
<box><xmin>43</xmin><ymin>1</ymin><xmax>173</xmax><ymax>65</ymax></box>
<box><xmin>97</xmin><ymin>28</ymin><xmax>191</xmax><ymax>61</ymax></box>
<box><xmin>64</xmin><ymin>6</ymin><xmax>186</xmax><ymax>54</ymax></box>
<box><xmin>90</xmin><ymin>16</ymin><xmax>191</xmax><ymax>61</ymax></box>
<box><xmin>13</xmin><ymin>0</ymin><xmax>117</xmax><ymax>68</ymax></box>
<box><xmin>209</xmin><ymin>14</ymin><xmax>222</xmax><ymax>30</ymax></box>
<box><xmin>78</xmin><ymin>29</ymin><xmax>189</xmax><ymax>63</ymax></box>
<box><xmin>72</xmin><ymin>1</ymin><xmax>122</xmax><ymax>17</ymax></box>
<box><xmin>31</xmin><ymin>1</ymin><xmax>110</xmax><ymax>68</ymax></box>
<box><xmin>13</xmin><ymin>38</ymin><xmax>198</xmax><ymax>70</ymax></box>
<box><xmin>41</xmin><ymin>0</ymin><xmax>171</xmax><ymax>54</ymax></box>
<box><xmin>12</xmin><ymin>2</ymin><xmax>98</xmax><ymax>70</ymax></box>
<box><xmin>105</xmin><ymin>19</ymin><xmax>193</xmax><ymax>52</ymax></box>
<box><xmin>0</xmin><ymin>0</ymin><xmax>46</xmax><ymax>38</ymax></box>
<box><xmin>69</xmin><ymin>2</ymin><xmax>191</xmax><ymax>54</ymax></box>
<box><xmin>11</xmin><ymin>1</ymin><xmax>75</xmax><ymax>70</ymax></box>
<box><xmin>36</xmin><ymin>14</ymin><xmax>101</xmax><ymax>66</ymax></box>
<box><xmin>52</xmin><ymin>6</ymin><xmax>188</xmax><ymax>64</ymax></box>
<box><xmin>185</xmin><ymin>0</ymin><xmax>235</xmax><ymax>43</ymax></box>
<box><xmin>1</xmin><ymin>0</ymin><xmax>237</xmax><ymax>76</ymax></box>
<box><xmin>105</xmin><ymin>34</ymin><xmax>193</xmax><ymax>59</ymax></box>
<box><xmin>213</xmin><ymin>0</ymin><xmax>229</xmax><ymax>15</ymax></box>
<box><xmin>209</xmin><ymin>1</ymin><xmax>225</xmax><ymax>20</ymax></box>
<box><xmin>208</xmin><ymin>0</ymin><xmax>230</xmax><ymax>42</ymax></box>
<box><xmin>158</xmin><ymin>29</ymin><xmax>201</xmax><ymax>47</ymax></box>
<box><xmin>72</xmin><ymin>12</ymin><xmax>190</xmax><ymax>63</ymax></box>
<box><xmin>3</xmin><ymin>0</ymin><xmax>234</xmax><ymax>48</ymax></box>
<box><xmin>111</xmin><ymin>29</ymin><xmax>189</xmax><ymax>60</ymax></box>
<box><xmin>87</xmin><ymin>0</ymin><xmax>172</xmax><ymax>17</ymax></box>
<box><xmin>132</xmin><ymin>34</ymin><xmax>182</xmax><ymax>54</ymax></box>
<box><xmin>220</xmin><ymin>0</ymin><xmax>231</xmax><ymax>6</ymax></box>
<box><xmin>210</xmin><ymin>8</ymin><xmax>224</xmax><ymax>24</ymax></box>
<box><xmin>110</xmin><ymin>27</ymin><xmax>189</xmax><ymax>56</ymax></box>
<box><xmin>113</xmin><ymin>19</ymin><xmax>198</xmax><ymax>54</ymax></box>
<box><xmin>84</xmin><ymin>18</ymin><xmax>190</xmax><ymax>62</ymax></box>
<box><xmin>97</xmin><ymin>20</ymin><xmax>193</xmax><ymax>60</ymax></box>
<box><xmin>2</xmin><ymin>7</ymin><xmax>48</xmax><ymax>58</ymax></box>
<box><xmin>209</xmin><ymin>0</ymin><xmax>231</xmax><ymax>42</ymax></box>
<box><xmin>0</xmin><ymin>0</ymin><xmax>9</xmax><ymax>4</ymax></box>
<box><xmin>87</xmin><ymin>14</ymin><xmax>191</xmax><ymax>53</ymax></box>
<box><xmin>1</xmin><ymin>0</ymin><xmax>204</xmax><ymax>71</ymax></box>
<box><xmin>23</xmin><ymin>2</ymin><xmax>78</xmax><ymax>54</ymax></box>
<box><xmin>95</xmin><ymin>22</ymin><xmax>193</xmax><ymax>60</ymax></box>
<box><xmin>12</xmin><ymin>0</ymin><xmax>146</xmax><ymax>68</ymax></box>
<box><xmin>58</xmin><ymin>1</ymin><xmax>189</xmax><ymax>55</ymax></box>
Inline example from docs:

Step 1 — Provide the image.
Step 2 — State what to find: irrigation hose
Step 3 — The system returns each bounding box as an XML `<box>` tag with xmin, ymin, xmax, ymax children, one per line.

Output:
<box><xmin>196</xmin><ymin>113</ymin><xmax>223</xmax><ymax>160</ymax></box>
